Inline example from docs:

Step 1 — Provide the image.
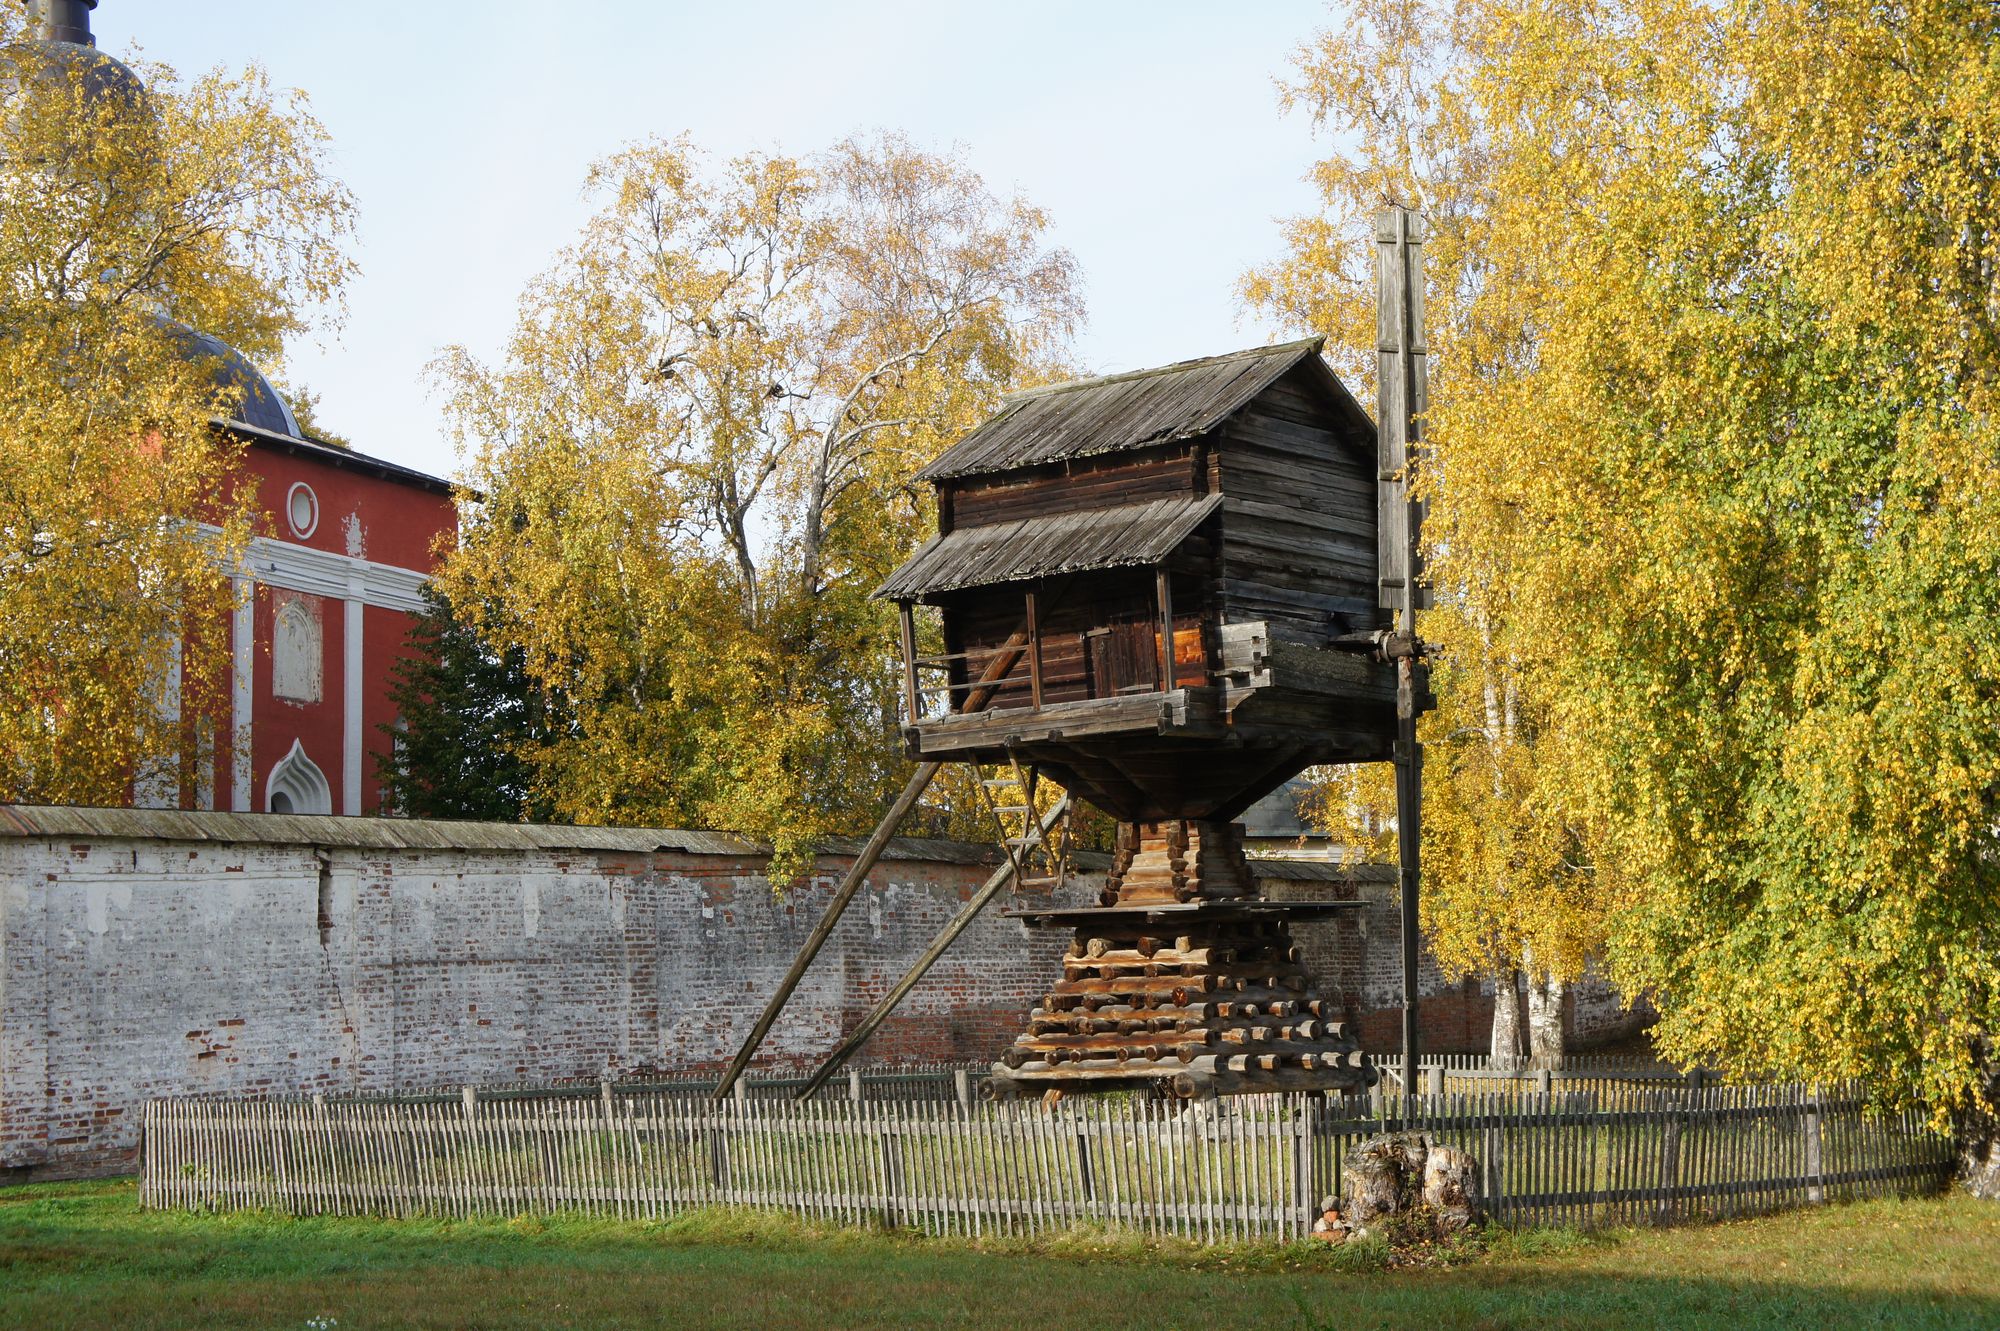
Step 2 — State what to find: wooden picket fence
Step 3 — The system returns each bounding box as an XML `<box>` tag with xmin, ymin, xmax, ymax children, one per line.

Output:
<box><xmin>278</xmin><ymin>1054</ymin><xmax>1695</xmax><ymax>1112</ymax></box>
<box><xmin>142</xmin><ymin>1082</ymin><xmax>1953</xmax><ymax>1240</ymax></box>
<box><xmin>1371</xmin><ymin>1052</ymin><xmax>1688</xmax><ymax>1078</ymax></box>
<box><xmin>298</xmin><ymin>1061</ymin><xmax>984</xmax><ymax>1108</ymax></box>
<box><xmin>1367</xmin><ymin>1057</ymin><xmax>1700</xmax><ymax>1108</ymax></box>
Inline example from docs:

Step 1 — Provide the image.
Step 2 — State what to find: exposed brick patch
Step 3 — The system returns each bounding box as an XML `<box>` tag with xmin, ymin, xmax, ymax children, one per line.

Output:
<box><xmin>1272</xmin><ymin>876</ymin><xmax>1651</xmax><ymax>1056</ymax></box>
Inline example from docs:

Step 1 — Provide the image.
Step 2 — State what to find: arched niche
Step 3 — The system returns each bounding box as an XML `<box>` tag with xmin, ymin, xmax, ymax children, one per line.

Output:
<box><xmin>272</xmin><ymin>597</ymin><xmax>323</xmax><ymax>703</ymax></box>
<box><xmin>265</xmin><ymin>739</ymin><xmax>332</xmax><ymax>816</ymax></box>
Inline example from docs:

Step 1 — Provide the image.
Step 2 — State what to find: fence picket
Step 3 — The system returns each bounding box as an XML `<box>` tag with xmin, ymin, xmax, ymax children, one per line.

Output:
<box><xmin>993</xmin><ymin>1098</ymin><xmax>1016</xmax><ymax>1236</ymax></box>
<box><xmin>1168</xmin><ymin>1099</ymin><xmax>1185</xmax><ymax>1238</ymax></box>
<box><xmin>777</xmin><ymin>1097</ymin><xmax>801</xmax><ymax>1225</ymax></box>
<box><xmin>351</xmin><ymin>1101</ymin><xmax>374</xmax><ymax>1215</ymax></box>
<box><xmin>1237</xmin><ymin>1100</ymin><xmax>1255</xmax><ymax>1241</ymax></box>
<box><xmin>1052</xmin><ymin>1100</ymin><xmax>1078</xmax><ymax>1232</ymax></box>
<box><xmin>1000</xmin><ymin>1102</ymin><xmax>1025</xmax><ymax>1238</ymax></box>
<box><xmin>1719</xmin><ymin>1087</ymin><xmax>1736</xmax><ymax>1219</ymax></box>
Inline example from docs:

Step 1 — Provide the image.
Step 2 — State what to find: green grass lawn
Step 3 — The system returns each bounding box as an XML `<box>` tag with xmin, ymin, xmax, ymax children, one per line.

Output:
<box><xmin>2</xmin><ymin>1179</ymin><xmax>1995</xmax><ymax>1330</ymax></box>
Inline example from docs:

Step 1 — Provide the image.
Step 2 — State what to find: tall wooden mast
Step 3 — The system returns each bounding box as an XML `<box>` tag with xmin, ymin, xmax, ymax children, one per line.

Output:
<box><xmin>1376</xmin><ymin>205</ymin><xmax>1433</xmax><ymax>1101</ymax></box>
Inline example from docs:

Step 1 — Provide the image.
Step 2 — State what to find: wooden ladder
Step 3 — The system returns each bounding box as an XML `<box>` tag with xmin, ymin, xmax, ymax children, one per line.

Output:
<box><xmin>973</xmin><ymin>757</ymin><xmax>1070</xmax><ymax>892</ymax></box>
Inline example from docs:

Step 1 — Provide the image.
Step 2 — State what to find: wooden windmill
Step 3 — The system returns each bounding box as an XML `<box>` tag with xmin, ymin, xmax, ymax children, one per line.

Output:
<box><xmin>717</xmin><ymin>209</ymin><xmax>1432</xmax><ymax>1102</ymax></box>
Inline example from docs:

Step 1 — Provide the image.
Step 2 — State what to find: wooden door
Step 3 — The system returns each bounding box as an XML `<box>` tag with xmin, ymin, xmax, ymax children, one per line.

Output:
<box><xmin>1086</xmin><ymin>619</ymin><xmax>1160</xmax><ymax>697</ymax></box>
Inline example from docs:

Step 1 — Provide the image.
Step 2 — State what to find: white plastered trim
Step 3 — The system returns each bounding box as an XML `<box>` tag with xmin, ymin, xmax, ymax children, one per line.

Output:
<box><xmin>265</xmin><ymin>738</ymin><xmax>333</xmax><ymax>816</ymax></box>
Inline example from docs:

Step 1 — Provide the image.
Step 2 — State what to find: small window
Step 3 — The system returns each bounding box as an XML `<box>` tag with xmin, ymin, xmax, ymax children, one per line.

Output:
<box><xmin>286</xmin><ymin>482</ymin><xmax>319</xmax><ymax>538</ymax></box>
<box><xmin>270</xmin><ymin>791</ymin><xmax>295</xmax><ymax>815</ymax></box>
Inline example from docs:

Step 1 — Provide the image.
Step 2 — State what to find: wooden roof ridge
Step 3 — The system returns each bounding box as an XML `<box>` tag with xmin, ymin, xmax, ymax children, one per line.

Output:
<box><xmin>997</xmin><ymin>335</ymin><xmax>1328</xmax><ymax>406</ymax></box>
<box><xmin>915</xmin><ymin>335</ymin><xmax>1365</xmax><ymax>484</ymax></box>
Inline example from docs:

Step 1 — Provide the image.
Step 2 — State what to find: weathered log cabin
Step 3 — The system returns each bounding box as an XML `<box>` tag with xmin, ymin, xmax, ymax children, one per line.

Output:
<box><xmin>876</xmin><ymin>337</ymin><xmax>1397</xmax><ymax>1099</ymax></box>
<box><xmin>878</xmin><ymin>336</ymin><xmax>1400</xmax><ymax>827</ymax></box>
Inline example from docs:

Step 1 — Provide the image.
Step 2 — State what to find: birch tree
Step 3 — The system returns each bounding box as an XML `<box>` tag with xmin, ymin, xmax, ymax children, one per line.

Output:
<box><xmin>1260</xmin><ymin>0</ymin><xmax>2000</xmax><ymax>1125</ymax></box>
<box><xmin>1252</xmin><ymin>0</ymin><xmax>1603</xmax><ymax>1065</ymax></box>
<box><xmin>1301</xmin><ymin>606</ymin><xmax>1601</xmax><ymax>1068</ymax></box>
<box><xmin>433</xmin><ymin>133</ymin><xmax>1080</xmax><ymax>874</ymax></box>
<box><xmin>0</xmin><ymin>12</ymin><xmax>353</xmax><ymax>803</ymax></box>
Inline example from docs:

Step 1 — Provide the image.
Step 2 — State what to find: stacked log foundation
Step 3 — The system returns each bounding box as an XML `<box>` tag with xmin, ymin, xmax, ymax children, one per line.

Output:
<box><xmin>992</xmin><ymin>820</ymin><xmax>1374</xmax><ymax>1100</ymax></box>
<box><xmin>1100</xmin><ymin>818</ymin><xmax>1254</xmax><ymax>904</ymax></box>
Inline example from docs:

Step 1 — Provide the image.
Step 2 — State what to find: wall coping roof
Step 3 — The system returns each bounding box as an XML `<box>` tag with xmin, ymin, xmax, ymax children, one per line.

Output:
<box><xmin>0</xmin><ymin>805</ymin><xmax>1388</xmax><ymax>881</ymax></box>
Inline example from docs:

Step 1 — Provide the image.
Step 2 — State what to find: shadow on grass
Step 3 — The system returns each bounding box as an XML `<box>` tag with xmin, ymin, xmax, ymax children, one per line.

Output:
<box><xmin>1282</xmin><ymin>1279</ymin><xmax>1988</xmax><ymax>1331</ymax></box>
<box><xmin>2</xmin><ymin>1180</ymin><xmax>1994</xmax><ymax>1331</ymax></box>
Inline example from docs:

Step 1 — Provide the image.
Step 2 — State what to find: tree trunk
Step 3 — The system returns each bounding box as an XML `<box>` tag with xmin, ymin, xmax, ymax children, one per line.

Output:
<box><xmin>1490</xmin><ymin>968</ymin><xmax>1523</xmax><ymax>1069</ymax></box>
<box><xmin>1525</xmin><ymin>967</ymin><xmax>1567</xmax><ymax>1070</ymax></box>
<box><xmin>1958</xmin><ymin>1037</ymin><xmax>2000</xmax><ymax>1200</ymax></box>
<box><xmin>799</xmin><ymin>449</ymin><xmax>829</xmax><ymax>599</ymax></box>
<box><xmin>714</xmin><ymin>480</ymin><xmax>761</xmax><ymax>626</ymax></box>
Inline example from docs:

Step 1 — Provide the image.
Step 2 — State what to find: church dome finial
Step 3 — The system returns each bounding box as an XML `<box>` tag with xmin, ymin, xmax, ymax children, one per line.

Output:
<box><xmin>32</xmin><ymin>1</ymin><xmax>100</xmax><ymax>48</ymax></box>
<box><xmin>11</xmin><ymin>0</ymin><xmax>145</xmax><ymax>110</ymax></box>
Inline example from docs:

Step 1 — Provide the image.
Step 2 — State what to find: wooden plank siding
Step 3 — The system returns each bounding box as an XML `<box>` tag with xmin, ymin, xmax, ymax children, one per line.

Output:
<box><xmin>877</xmin><ymin>340</ymin><xmax>1404</xmax><ymax>815</ymax></box>
<box><xmin>944</xmin><ymin>444</ymin><xmax>1202</xmax><ymax>533</ymax></box>
<box><xmin>925</xmin><ymin>365</ymin><xmax>1382</xmax><ymax>707</ymax></box>
<box><xmin>943</xmin><ymin>569</ymin><xmax>1212</xmax><ymax>711</ymax></box>
<box><xmin>1215</xmin><ymin>365</ymin><xmax>1383</xmax><ymax>641</ymax></box>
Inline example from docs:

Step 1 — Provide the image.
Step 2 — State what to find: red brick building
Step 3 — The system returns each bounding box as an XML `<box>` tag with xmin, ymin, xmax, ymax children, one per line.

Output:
<box><xmin>18</xmin><ymin>1</ymin><xmax>459</xmax><ymax>817</ymax></box>
<box><xmin>142</xmin><ymin>335</ymin><xmax>457</xmax><ymax>817</ymax></box>
<box><xmin>219</xmin><ymin>365</ymin><xmax>455</xmax><ymax>817</ymax></box>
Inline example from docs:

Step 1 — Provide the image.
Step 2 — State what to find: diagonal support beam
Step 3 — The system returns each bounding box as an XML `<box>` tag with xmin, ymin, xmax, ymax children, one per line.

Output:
<box><xmin>713</xmin><ymin>758</ymin><xmax>944</xmax><ymax>1102</ymax></box>
<box><xmin>796</xmin><ymin>793</ymin><xmax>1071</xmax><ymax>1100</ymax></box>
<box><xmin>712</xmin><ymin>628</ymin><xmax>1034</xmax><ymax>1101</ymax></box>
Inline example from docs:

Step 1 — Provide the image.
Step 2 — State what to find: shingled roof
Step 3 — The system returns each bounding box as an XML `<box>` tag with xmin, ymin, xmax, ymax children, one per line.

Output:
<box><xmin>913</xmin><ymin>336</ymin><xmax>1366</xmax><ymax>483</ymax></box>
<box><xmin>875</xmin><ymin>492</ymin><xmax>1223</xmax><ymax>601</ymax></box>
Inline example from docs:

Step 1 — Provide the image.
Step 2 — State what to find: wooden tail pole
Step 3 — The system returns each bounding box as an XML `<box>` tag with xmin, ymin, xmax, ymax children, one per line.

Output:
<box><xmin>1377</xmin><ymin>205</ymin><xmax>1431</xmax><ymax>1103</ymax></box>
<box><xmin>1374</xmin><ymin>206</ymin><xmax>1429</xmax><ymax>621</ymax></box>
<box><xmin>713</xmin><ymin>628</ymin><xmax>1035</xmax><ymax>1101</ymax></box>
<box><xmin>796</xmin><ymin>793</ymin><xmax>1071</xmax><ymax>1100</ymax></box>
<box><xmin>1394</xmin><ymin>671</ymin><xmax>1423</xmax><ymax>1102</ymax></box>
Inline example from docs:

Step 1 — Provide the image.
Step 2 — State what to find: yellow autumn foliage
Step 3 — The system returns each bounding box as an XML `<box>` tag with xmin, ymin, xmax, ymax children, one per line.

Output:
<box><xmin>0</xmin><ymin>13</ymin><xmax>353</xmax><ymax>803</ymax></box>
<box><xmin>434</xmin><ymin>133</ymin><xmax>1082</xmax><ymax>879</ymax></box>
<box><xmin>1259</xmin><ymin>0</ymin><xmax>2000</xmax><ymax>1113</ymax></box>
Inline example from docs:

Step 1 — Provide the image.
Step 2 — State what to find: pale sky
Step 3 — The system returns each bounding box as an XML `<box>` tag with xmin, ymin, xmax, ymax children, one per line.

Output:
<box><xmin>97</xmin><ymin>1</ymin><xmax>1343</xmax><ymax>481</ymax></box>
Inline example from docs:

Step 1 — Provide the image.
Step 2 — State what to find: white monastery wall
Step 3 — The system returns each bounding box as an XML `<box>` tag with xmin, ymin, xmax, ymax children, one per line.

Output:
<box><xmin>0</xmin><ymin>813</ymin><xmax>1648</xmax><ymax>1180</ymax></box>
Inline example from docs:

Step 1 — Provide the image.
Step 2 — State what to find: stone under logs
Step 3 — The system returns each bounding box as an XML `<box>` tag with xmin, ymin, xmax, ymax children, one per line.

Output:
<box><xmin>991</xmin><ymin>819</ymin><xmax>1374</xmax><ymax>1100</ymax></box>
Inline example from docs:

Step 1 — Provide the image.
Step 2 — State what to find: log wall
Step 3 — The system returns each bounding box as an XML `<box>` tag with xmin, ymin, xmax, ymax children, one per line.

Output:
<box><xmin>943</xmin><ymin>445</ymin><xmax>1198</xmax><ymax>532</ymax></box>
<box><xmin>1215</xmin><ymin>364</ymin><xmax>1382</xmax><ymax>637</ymax></box>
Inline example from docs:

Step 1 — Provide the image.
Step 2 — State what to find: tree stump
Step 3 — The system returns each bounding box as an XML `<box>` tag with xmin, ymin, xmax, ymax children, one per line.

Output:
<box><xmin>1341</xmin><ymin>1131</ymin><xmax>1482</xmax><ymax>1237</ymax></box>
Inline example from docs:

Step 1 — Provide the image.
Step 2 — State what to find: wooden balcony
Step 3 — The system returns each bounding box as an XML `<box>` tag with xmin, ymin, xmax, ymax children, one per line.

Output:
<box><xmin>903</xmin><ymin>686</ymin><xmax>1225</xmax><ymax>761</ymax></box>
<box><xmin>902</xmin><ymin>620</ymin><xmax>1400</xmax><ymax>760</ymax></box>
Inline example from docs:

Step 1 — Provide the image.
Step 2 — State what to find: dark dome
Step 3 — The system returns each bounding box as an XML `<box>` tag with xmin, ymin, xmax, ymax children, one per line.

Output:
<box><xmin>14</xmin><ymin>40</ymin><xmax>145</xmax><ymax>109</ymax></box>
<box><xmin>167</xmin><ymin>323</ymin><xmax>303</xmax><ymax>439</ymax></box>
<box><xmin>11</xmin><ymin>6</ymin><xmax>294</xmax><ymax>441</ymax></box>
<box><xmin>2</xmin><ymin>3</ymin><xmax>147</xmax><ymax>113</ymax></box>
